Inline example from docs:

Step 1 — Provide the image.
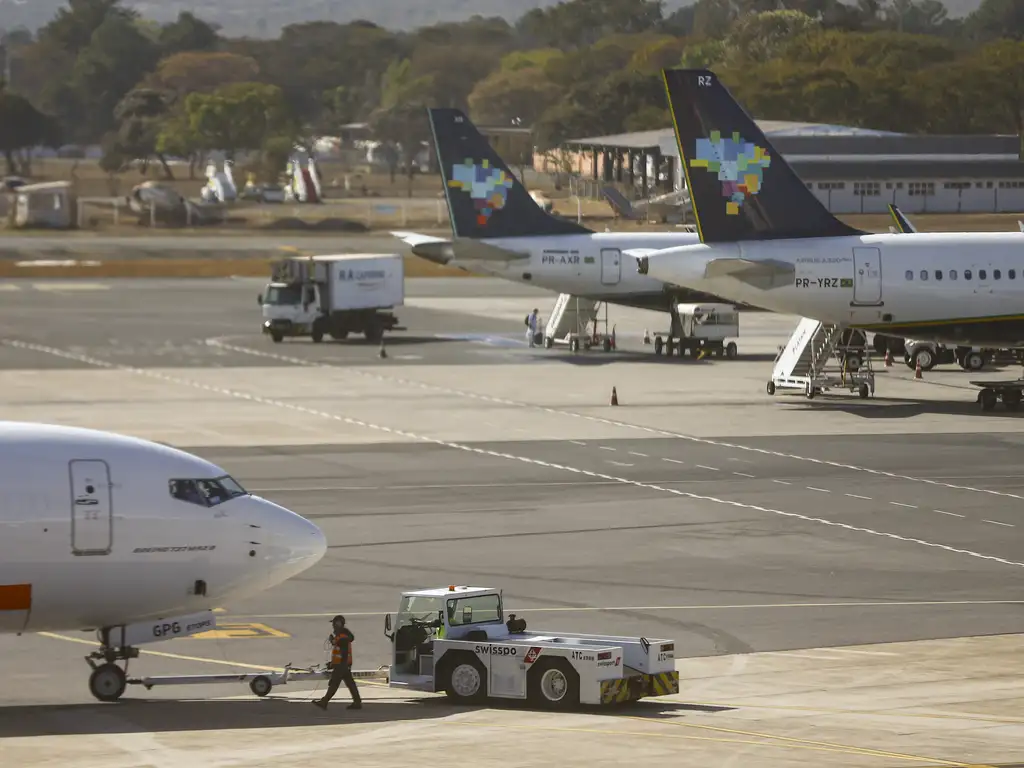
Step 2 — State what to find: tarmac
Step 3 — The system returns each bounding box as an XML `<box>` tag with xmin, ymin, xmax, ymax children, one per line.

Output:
<box><xmin>0</xmin><ymin>276</ymin><xmax>1022</xmax><ymax>767</ymax></box>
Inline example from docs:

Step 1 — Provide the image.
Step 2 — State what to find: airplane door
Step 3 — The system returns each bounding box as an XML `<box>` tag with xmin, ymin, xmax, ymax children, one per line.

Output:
<box><xmin>69</xmin><ymin>460</ymin><xmax>113</xmax><ymax>556</ymax></box>
<box><xmin>601</xmin><ymin>249</ymin><xmax>621</xmax><ymax>285</ymax></box>
<box><xmin>852</xmin><ymin>247</ymin><xmax>882</xmax><ymax>306</ymax></box>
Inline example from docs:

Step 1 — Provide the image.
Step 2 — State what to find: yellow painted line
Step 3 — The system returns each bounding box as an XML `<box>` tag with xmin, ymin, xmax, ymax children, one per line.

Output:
<box><xmin>187</xmin><ymin>622</ymin><xmax>290</xmax><ymax>640</ymax></box>
<box><xmin>616</xmin><ymin>714</ymin><xmax>992</xmax><ymax>767</ymax></box>
<box><xmin>678</xmin><ymin>699</ymin><xmax>1024</xmax><ymax>726</ymax></box>
<box><xmin>213</xmin><ymin>608</ymin><xmax>226</xmax><ymax>613</ymax></box>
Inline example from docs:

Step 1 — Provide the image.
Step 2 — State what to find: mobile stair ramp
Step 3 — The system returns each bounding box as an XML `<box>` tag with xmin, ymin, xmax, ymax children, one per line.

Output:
<box><xmin>766</xmin><ymin>318</ymin><xmax>875</xmax><ymax>399</ymax></box>
<box><xmin>544</xmin><ymin>293</ymin><xmax>608</xmax><ymax>352</ymax></box>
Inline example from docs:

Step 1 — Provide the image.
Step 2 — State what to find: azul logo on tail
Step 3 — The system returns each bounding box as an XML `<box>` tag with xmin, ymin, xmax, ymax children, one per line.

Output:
<box><xmin>691</xmin><ymin>131</ymin><xmax>771</xmax><ymax>215</ymax></box>
<box><xmin>448</xmin><ymin>158</ymin><xmax>515</xmax><ymax>226</ymax></box>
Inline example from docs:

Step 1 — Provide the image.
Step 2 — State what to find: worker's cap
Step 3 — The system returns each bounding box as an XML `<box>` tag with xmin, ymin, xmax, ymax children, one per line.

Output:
<box><xmin>331</xmin><ymin>614</ymin><xmax>346</xmax><ymax>625</ymax></box>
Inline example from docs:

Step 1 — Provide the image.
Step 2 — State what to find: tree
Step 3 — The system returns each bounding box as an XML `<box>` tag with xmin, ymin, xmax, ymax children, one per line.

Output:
<box><xmin>409</xmin><ymin>43</ymin><xmax>503</xmax><ymax>111</ymax></box>
<box><xmin>144</xmin><ymin>51</ymin><xmax>260</xmax><ymax>97</ymax></box>
<box><xmin>104</xmin><ymin>89</ymin><xmax>176</xmax><ymax>179</ymax></box>
<box><xmin>0</xmin><ymin>85</ymin><xmax>60</xmax><ymax>175</ymax></box>
<box><xmin>368</xmin><ymin>58</ymin><xmax>433</xmax><ymax>194</ymax></box>
<box><xmin>158</xmin><ymin>11</ymin><xmax>220</xmax><ymax>55</ymax></box>
<box><xmin>516</xmin><ymin>0</ymin><xmax>665</xmax><ymax>49</ymax></box>
<box><xmin>725</xmin><ymin>10</ymin><xmax>822</xmax><ymax>64</ymax></box>
<box><xmin>468</xmin><ymin>67</ymin><xmax>563</xmax><ymax>127</ymax></box>
<box><xmin>183</xmin><ymin>81</ymin><xmax>297</xmax><ymax>160</ymax></box>
<box><xmin>966</xmin><ymin>0</ymin><xmax>1024</xmax><ymax>42</ymax></box>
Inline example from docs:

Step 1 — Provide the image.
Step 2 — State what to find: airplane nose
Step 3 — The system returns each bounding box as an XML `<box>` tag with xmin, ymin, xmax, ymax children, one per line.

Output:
<box><xmin>250</xmin><ymin>497</ymin><xmax>327</xmax><ymax>580</ymax></box>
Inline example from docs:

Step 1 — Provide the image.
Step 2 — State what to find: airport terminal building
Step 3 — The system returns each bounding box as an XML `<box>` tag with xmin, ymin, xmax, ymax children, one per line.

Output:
<box><xmin>545</xmin><ymin>122</ymin><xmax>1024</xmax><ymax>215</ymax></box>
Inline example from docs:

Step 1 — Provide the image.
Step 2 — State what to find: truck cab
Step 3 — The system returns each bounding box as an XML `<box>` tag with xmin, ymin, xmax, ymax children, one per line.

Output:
<box><xmin>259</xmin><ymin>281</ymin><xmax>320</xmax><ymax>342</ymax></box>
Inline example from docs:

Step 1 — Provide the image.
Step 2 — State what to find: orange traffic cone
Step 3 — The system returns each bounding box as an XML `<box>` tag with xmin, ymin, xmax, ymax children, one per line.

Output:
<box><xmin>914</xmin><ymin>359</ymin><xmax>922</xmax><ymax>379</ymax></box>
<box><xmin>610</xmin><ymin>387</ymin><xmax>619</xmax><ymax>406</ymax></box>
<box><xmin>884</xmin><ymin>349</ymin><xmax>893</xmax><ymax>367</ymax></box>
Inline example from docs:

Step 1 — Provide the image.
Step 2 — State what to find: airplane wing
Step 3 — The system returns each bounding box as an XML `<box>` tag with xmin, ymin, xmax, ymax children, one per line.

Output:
<box><xmin>390</xmin><ymin>231</ymin><xmax>529</xmax><ymax>264</ymax></box>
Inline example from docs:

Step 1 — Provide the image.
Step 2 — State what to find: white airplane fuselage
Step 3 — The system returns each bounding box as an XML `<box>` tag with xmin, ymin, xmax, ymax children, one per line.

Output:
<box><xmin>642</xmin><ymin>231</ymin><xmax>1024</xmax><ymax>345</ymax></box>
<box><xmin>0</xmin><ymin>422</ymin><xmax>326</xmax><ymax>634</ymax></box>
<box><xmin>448</xmin><ymin>231</ymin><xmax>709</xmax><ymax>309</ymax></box>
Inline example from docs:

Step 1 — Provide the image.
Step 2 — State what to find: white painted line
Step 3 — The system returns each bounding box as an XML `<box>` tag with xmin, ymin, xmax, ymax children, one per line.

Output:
<box><xmin>845</xmin><ymin>493</ymin><xmax>872</xmax><ymax>500</ymax></box>
<box><xmin>806</xmin><ymin>487</ymin><xmax>830</xmax><ymax>493</ymax></box>
<box><xmin>935</xmin><ymin>510</ymin><xmax>964</xmax><ymax>518</ymax></box>
<box><xmin>0</xmin><ymin>284</ymin><xmax>20</xmax><ymax>291</ymax></box>
<box><xmin>599</xmin><ymin>446</ymin><xmax>617</xmax><ymax>452</ymax></box>
<box><xmin>696</xmin><ymin>465</ymin><xmax>719</xmax><ymax>471</ymax></box>
<box><xmin>662</xmin><ymin>458</ymin><xmax>683</xmax><ymax>464</ymax></box>
<box><xmin>629</xmin><ymin>451</ymin><xmax>648</xmax><ymax>458</ymax></box>
<box><xmin>984</xmin><ymin>519</ymin><xmax>1014</xmax><ymax>527</ymax></box>
<box><xmin>733</xmin><ymin>472</ymin><xmax>755</xmax><ymax>478</ymax></box>
<box><xmin>772</xmin><ymin>479</ymin><xmax>791</xmax><ymax>485</ymax></box>
<box><xmin>607</xmin><ymin>461</ymin><xmax>634</xmax><ymax>468</ymax></box>
<box><xmin>569</xmin><ymin>440</ymin><xmax>587</xmax><ymax>446</ymax></box>
<box><xmin>25</xmin><ymin>337</ymin><xmax>1024</xmax><ymax>572</ymax></box>
<box><xmin>32</xmin><ymin>282</ymin><xmax>109</xmax><ymax>291</ymax></box>
<box><xmin>211</xmin><ymin>340</ymin><xmax>1023</xmax><ymax>504</ymax></box>
<box><xmin>890</xmin><ymin>502</ymin><xmax>917</xmax><ymax>509</ymax></box>
<box><xmin>822</xmin><ymin>648</ymin><xmax>899</xmax><ymax>657</ymax></box>
<box><xmin>760</xmin><ymin>651</ymin><xmax>851</xmax><ymax>661</ymax></box>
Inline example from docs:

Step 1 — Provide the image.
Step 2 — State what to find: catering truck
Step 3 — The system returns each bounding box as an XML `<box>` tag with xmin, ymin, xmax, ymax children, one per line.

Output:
<box><xmin>259</xmin><ymin>254</ymin><xmax>404</xmax><ymax>343</ymax></box>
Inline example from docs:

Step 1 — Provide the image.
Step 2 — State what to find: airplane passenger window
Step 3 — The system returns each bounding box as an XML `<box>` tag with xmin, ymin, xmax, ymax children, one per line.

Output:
<box><xmin>965</xmin><ymin>270</ymin><xmax>972</xmax><ymax>279</ymax></box>
<box><xmin>994</xmin><ymin>269</ymin><xmax>1002</xmax><ymax>279</ymax></box>
<box><xmin>980</xmin><ymin>270</ymin><xmax>987</xmax><ymax>280</ymax></box>
<box><xmin>920</xmin><ymin>270</ymin><xmax>928</xmax><ymax>280</ymax></box>
<box><xmin>905</xmin><ymin>270</ymin><xmax>913</xmax><ymax>280</ymax></box>
<box><xmin>1011</xmin><ymin>270</ymin><xmax>1017</xmax><ymax>279</ymax></box>
<box><xmin>935</xmin><ymin>271</ymin><xmax>942</xmax><ymax>280</ymax></box>
<box><xmin>950</xmin><ymin>270</ymin><xmax>957</xmax><ymax>280</ymax></box>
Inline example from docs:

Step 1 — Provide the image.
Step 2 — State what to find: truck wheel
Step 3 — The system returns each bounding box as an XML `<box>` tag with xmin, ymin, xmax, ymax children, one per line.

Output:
<box><xmin>912</xmin><ymin>348</ymin><xmax>935</xmax><ymax>371</ymax></box>
<box><xmin>528</xmin><ymin>659</ymin><xmax>580</xmax><ymax>710</ymax></box>
<box><xmin>330</xmin><ymin>330</ymin><xmax>348</xmax><ymax>341</ymax></box>
<box><xmin>964</xmin><ymin>351</ymin><xmax>985</xmax><ymax>371</ymax></box>
<box><xmin>270</xmin><ymin>332</ymin><xmax>283</xmax><ymax>343</ymax></box>
<box><xmin>443</xmin><ymin>653</ymin><xmax>487</xmax><ymax>704</ymax></box>
<box><xmin>726</xmin><ymin>342</ymin><xmax>737</xmax><ymax>359</ymax></box>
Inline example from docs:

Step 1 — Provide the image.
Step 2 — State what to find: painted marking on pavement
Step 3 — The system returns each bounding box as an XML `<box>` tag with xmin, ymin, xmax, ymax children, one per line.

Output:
<box><xmin>890</xmin><ymin>502</ymin><xmax>917</xmax><ymax>509</ymax></box>
<box><xmin>14</xmin><ymin>338</ymin><xmax>1024</xmax><ymax>571</ymax></box>
<box><xmin>204</xmin><ymin>338</ymin><xmax>1024</xmax><ymax>506</ymax></box>
<box><xmin>806</xmin><ymin>487</ymin><xmax>830</xmax><ymax>493</ymax></box>
<box><xmin>845</xmin><ymin>493</ymin><xmax>872</xmax><ymax>500</ymax></box>
<box><xmin>189</xmin><ymin>622</ymin><xmax>290</xmax><ymax>639</ymax></box>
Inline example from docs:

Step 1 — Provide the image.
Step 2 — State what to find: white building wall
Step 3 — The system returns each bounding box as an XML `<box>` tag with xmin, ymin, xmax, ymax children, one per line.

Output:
<box><xmin>667</xmin><ymin>155</ymin><xmax>1024</xmax><ymax>213</ymax></box>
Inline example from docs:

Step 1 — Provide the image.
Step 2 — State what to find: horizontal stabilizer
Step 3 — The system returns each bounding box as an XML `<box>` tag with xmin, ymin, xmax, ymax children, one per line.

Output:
<box><xmin>704</xmin><ymin>258</ymin><xmax>794</xmax><ymax>290</ymax></box>
<box><xmin>451</xmin><ymin>239</ymin><xmax>530</xmax><ymax>262</ymax></box>
<box><xmin>622</xmin><ymin>248</ymin><xmax>664</xmax><ymax>261</ymax></box>
<box><xmin>391</xmin><ymin>231</ymin><xmax>454</xmax><ymax>265</ymax></box>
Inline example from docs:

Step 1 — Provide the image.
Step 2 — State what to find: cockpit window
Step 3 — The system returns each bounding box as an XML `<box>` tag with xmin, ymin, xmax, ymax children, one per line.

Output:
<box><xmin>169</xmin><ymin>476</ymin><xmax>248</xmax><ymax>507</ymax></box>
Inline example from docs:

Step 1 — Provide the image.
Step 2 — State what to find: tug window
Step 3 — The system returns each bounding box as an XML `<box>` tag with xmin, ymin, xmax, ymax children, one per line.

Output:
<box><xmin>169</xmin><ymin>476</ymin><xmax>248</xmax><ymax>507</ymax></box>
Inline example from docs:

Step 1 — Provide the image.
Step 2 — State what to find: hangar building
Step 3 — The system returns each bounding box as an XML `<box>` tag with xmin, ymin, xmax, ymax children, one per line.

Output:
<box><xmin>545</xmin><ymin>121</ymin><xmax>1024</xmax><ymax>215</ymax></box>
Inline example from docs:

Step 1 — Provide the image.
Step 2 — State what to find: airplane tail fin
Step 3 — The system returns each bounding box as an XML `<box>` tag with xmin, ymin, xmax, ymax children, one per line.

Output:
<box><xmin>888</xmin><ymin>204</ymin><xmax>917</xmax><ymax>233</ymax></box>
<box><xmin>662</xmin><ymin>68</ymin><xmax>866</xmax><ymax>244</ymax></box>
<box><xmin>427</xmin><ymin>107</ymin><xmax>591</xmax><ymax>239</ymax></box>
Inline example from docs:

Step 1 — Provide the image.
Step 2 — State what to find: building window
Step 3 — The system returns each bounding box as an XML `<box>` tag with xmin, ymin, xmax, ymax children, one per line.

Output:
<box><xmin>950</xmin><ymin>270</ymin><xmax>957</xmax><ymax>280</ymax></box>
<box><xmin>905</xmin><ymin>270</ymin><xmax>913</xmax><ymax>280</ymax></box>
<box><xmin>854</xmin><ymin>181</ymin><xmax>881</xmax><ymax>197</ymax></box>
<box><xmin>909</xmin><ymin>181</ymin><xmax>935</xmax><ymax>197</ymax></box>
<box><xmin>987</xmin><ymin>181</ymin><xmax>994</xmax><ymax>189</ymax></box>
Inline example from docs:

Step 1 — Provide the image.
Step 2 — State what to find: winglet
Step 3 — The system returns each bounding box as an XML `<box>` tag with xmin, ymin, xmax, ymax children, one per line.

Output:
<box><xmin>887</xmin><ymin>204</ymin><xmax>917</xmax><ymax>234</ymax></box>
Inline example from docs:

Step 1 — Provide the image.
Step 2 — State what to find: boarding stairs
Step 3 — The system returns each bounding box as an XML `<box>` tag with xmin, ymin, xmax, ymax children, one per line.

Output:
<box><xmin>543</xmin><ymin>293</ymin><xmax>612</xmax><ymax>352</ymax></box>
<box><xmin>768</xmin><ymin>318</ymin><xmax>874</xmax><ymax>399</ymax></box>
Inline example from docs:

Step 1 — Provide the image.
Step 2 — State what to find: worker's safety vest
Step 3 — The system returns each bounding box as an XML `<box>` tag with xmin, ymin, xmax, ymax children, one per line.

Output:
<box><xmin>332</xmin><ymin>633</ymin><xmax>352</xmax><ymax>666</ymax></box>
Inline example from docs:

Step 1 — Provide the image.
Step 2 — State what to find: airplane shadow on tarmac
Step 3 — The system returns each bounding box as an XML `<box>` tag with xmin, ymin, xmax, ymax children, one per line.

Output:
<box><xmin>534</xmin><ymin>351</ymin><xmax>778</xmax><ymax>367</ymax></box>
<box><xmin>779</xmin><ymin>394</ymin><xmax>1024</xmax><ymax>419</ymax></box>
<box><xmin>0</xmin><ymin>697</ymin><xmax>735</xmax><ymax>737</ymax></box>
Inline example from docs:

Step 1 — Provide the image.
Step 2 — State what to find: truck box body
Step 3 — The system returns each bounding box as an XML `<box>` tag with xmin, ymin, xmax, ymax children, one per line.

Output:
<box><xmin>317</xmin><ymin>254</ymin><xmax>404</xmax><ymax>312</ymax></box>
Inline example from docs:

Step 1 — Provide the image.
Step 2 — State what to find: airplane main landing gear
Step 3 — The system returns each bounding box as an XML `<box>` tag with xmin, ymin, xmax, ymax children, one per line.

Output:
<box><xmin>85</xmin><ymin>627</ymin><xmax>140</xmax><ymax>702</ymax></box>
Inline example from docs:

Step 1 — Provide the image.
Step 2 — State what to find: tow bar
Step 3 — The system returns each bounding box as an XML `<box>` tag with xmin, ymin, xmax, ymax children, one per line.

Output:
<box><xmin>128</xmin><ymin>663</ymin><xmax>391</xmax><ymax>697</ymax></box>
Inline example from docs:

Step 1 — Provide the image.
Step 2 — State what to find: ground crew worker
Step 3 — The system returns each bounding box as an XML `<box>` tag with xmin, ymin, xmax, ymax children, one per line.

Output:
<box><xmin>313</xmin><ymin>615</ymin><xmax>362</xmax><ymax>710</ymax></box>
<box><xmin>525</xmin><ymin>308</ymin><xmax>539</xmax><ymax>347</ymax></box>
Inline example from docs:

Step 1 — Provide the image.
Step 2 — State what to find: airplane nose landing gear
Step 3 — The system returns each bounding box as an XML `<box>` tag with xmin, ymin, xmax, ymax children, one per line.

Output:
<box><xmin>85</xmin><ymin>627</ymin><xmax>140</xmax><ymax>702</ymax></box>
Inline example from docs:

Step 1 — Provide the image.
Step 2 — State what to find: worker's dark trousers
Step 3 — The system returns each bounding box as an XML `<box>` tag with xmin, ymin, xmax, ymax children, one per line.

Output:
<box><xmin>323</xmin><ymin>664</ymin><xmax>361</xmax><ymax>704</ymax></box>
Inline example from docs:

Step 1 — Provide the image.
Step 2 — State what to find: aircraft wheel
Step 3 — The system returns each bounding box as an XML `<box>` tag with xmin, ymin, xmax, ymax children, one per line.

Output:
<box><xmin>603</xmin><ymin>338</ymin><xmax>612</xmax><ymax>352</ymax></box>
<box><xmin>250</xmin><ymin>675</ymin><xmax>273</xmax><ymax>697</ymax></box>
<box><xmin>979</xmin><ymin>388</ymin><xmax>997</xmax><ymax>411</ymax></box>
<box><xmin>1003</xmin><ymin>389</ymin><xmax>1021</xmax><ymax>411</ymax></box>
<box><xmin>89</xmin><ymin>663</ymin><xmax>127</xmax><ymax>703</ymax></box>
<box><xmin>858</xmin><ymin>383</ymin><xmax>870</xmax><ymax>399</ymax></box>
<box><xmin>845</xmin><ymin>354</ymin><xmax>862</xmax><ymax>372</ymax></box>
<box><xmin>805</xmin><ymin>383</ymin><xmax>816</xmax><ymax>400</ymax></box>
<box><xmin>654</xmin><ymin>337</ymin><xmax>663</xmax><ymax>356</ymax></box>
<box><xmin>766</xmin><ymin>381</ymin><xmax>776</xmax><ymax>395</ymax></box>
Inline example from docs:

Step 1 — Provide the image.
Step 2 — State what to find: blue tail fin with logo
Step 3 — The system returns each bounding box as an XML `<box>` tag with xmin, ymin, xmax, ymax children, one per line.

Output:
<box><xmin>662</xmin><ymin>68</ymin><xmax>865</xmax><ymax>244</ymax></box>
<box><xmin>428</xmin><ymin>108</ymin><xmax>591</xmax><ymax>239</ymax></box>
